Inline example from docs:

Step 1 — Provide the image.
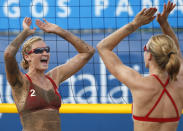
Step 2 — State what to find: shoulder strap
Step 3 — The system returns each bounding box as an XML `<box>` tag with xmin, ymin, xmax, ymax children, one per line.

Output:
<box><xmin>146</xmin><ymin>74</ymin><xmax>179</xmax><ymax>118</ymax></box>
<box><xmin>25</xmin><ymin>74</ymin><xmax>32</xmax><ymax>83</ymax></box>
<box><xmin>45</xmin><ymin>75</ymin><xmax>58</xmax><ymax>90</ymax></box>
<box><xmin>25</xmin><ymin>74</ymin><xmax>34</xmax><ymax>90</ymax></box>
<box><xmin>151</xmin><ymin>74</ymin><xmax>169</xmax><ymax>88</ymax></box>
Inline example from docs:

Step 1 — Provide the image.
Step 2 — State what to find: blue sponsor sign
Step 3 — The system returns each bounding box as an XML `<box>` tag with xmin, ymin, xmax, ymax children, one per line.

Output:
<box><xmin>0</xmin><ymin>0</ymin><xmax>183</xmax><ymax>30</ymax></box>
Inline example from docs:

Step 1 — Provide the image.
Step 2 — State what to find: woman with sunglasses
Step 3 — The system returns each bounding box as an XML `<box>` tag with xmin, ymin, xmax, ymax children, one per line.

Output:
<box><xmin>97</xmin><ymin>1</ymin><xmax>183</xmax><ymax>131</ymax></box>
<box><xmin>4</xmin><ymin>17</ymin><xmax>95</xmax><ymax>131</ymax></box>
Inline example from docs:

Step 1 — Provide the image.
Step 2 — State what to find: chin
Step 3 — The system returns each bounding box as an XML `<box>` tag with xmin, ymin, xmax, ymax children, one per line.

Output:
<box><xmin>39</xmin><ymin>66</ymin><xmax>48</xmax><ymax>72</ymax></box>
<box><xmin>42</xmin><ymin>66</ymin><xmax>48</xmax><ymax>71</ymax></box>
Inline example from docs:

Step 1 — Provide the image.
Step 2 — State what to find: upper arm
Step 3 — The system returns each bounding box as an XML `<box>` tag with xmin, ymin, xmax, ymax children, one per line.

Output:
<box><xmin>47</xmin><ymin>52</ymin><xmax>94</xmax><ymax>85</ymax></box>
<box><xmin>4</xmin><ymin>50</ymin><xmax>24</xmax><ymax>88</ymax></box>
<box><xmin>98</xmin><ymin>49</ymin><xmax>144</xmax><ymax>90</ymax></box>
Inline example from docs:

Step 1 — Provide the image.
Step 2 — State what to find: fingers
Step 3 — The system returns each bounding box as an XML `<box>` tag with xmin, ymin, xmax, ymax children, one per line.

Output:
<box><xmin>27</xmin><ymin>17</ymin><xmax>32</xmax><ymax>25</ymax></box>
<box><xmin>144</xmin><ymin>8</ymin><xmax>157</xmax><ymax>16</ymax></box>
<box><xmin>43</xmin><ymin>18</ymin><xmax>49</xmax><ymax>24</ymax></box>
<box><xmin>170</xmin><ymin>3</ymin><xmax>176</xmax><ymax>11</ymax></box>
<box><xmin>158</xmin><ymin>1</ymin><xmax>175</xmax><ymax>19</ymax></box>
<box><xmin>22</xmin><ymin>17</ymin><xmax>36</xmax><ymax>34</ymax></box>
<box><xmin>140</xmin><ymin>8</ymin><xmax>147</xmax><ymax>15</ymax></box>
<box><xmin>24</xmin><ymin>17</ymin><xmax>32</xmax><ymax>26</ymax></box>
<box><xmin>149</xmin><ymin>15</ymin><xmax>156</xmax><ymax>22</ymax></box>
<box><xmin>36</xmin><ymin>19</ymin><xmax>49</xmax><ymax>29</ymax></box>
<box><xmin>165</xmin><ymin>1</ymin><xmax>176</xmax><ymax>12</ymax></box>
<box><xmin>167</xmin><ymin>1</ymin><xmax>171</xmax><ymax>10</ymax></box>
<box><xmin>36</xmin><ymin>19</ymin><xmax>45</xmax><ymax>29</ymax></box>
<box><xmin>35</xmin><ymin>19</ymin><xmax>41</xmax><ymax>27</ymax></box>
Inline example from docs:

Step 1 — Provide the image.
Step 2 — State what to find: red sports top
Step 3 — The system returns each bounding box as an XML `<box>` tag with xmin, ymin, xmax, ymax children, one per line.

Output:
<box><xmin>21</xmin><ymin>74</ymin><xmax>61</xmax><ymax>113</ymax></box>
<box><xmin>133</xmin><ymin>74</ymin><xmax>180</xmax><ymax>122</ymax></box>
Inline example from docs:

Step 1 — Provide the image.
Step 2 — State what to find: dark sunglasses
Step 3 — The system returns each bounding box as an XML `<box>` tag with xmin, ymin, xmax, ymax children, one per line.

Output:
<box><xmin>27</xmin><ymin>46</ymin><xmax>50</xmax><ymax>54</ymax></box>
<box><xmin>143</xmin><ymin>45</ymin><xmax>149</xmax><ymax>52</ymax></box>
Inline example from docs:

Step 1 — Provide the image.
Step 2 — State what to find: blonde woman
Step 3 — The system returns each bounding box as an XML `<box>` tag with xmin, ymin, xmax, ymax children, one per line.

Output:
<box><xmin>97</xmin><ymin>2</ymin><xmax>183</xmax><ymax>131</ymax></box>
<box><xmin>4</xmin><ymin>18</ymin><xmax>95</xmax><ymax>131</ymax></box>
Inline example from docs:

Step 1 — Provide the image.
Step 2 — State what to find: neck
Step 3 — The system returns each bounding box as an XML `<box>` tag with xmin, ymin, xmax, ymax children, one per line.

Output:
<box><xmin>149</xmin><ymin>63</ymin><xmax>168</xmax><ymax>78</ymax></box>
<box><xmin>27</xmin><ymin>68</ymin><xmax>45</xmax><ymax>78</ymax></box>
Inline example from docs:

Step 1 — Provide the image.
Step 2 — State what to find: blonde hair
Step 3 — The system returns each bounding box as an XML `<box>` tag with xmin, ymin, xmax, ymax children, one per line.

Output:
<box><xmin>147</xmin><ymin>34</ymin><xmax>180</xmax><ymax>81</ymax></box>
<box><xmin>21</xmin><ymin>36</ymin><xmax>43</xmax><ymax>70</ymax></box>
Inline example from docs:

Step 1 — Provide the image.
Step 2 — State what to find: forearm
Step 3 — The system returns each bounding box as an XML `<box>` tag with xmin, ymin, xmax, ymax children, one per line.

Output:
<box><xmin>97</xmin><ymin>22</ymin><xmax>139</xmax><ymax>51</ymax></box>
<box><xmin>5</xmin><ymin>29</ymin><xmax>30</xmax><ymax>57</ymax></box>
<box><xmin>4</xmin><ymin>29</ymin><xmax>28</xmax><ymax>87</ymax></box>
<box><xmin>160</xmin><ymin>21</ymin><xmax>179</xmax><ymax>50</ymax></box>
<box><xmin>55</xmin><ymin>28</ymin><xmax>94</xmax><ymax>53</ymax></box>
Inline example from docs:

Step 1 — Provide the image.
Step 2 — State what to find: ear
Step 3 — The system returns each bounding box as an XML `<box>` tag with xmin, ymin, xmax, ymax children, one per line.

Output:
<box><xmin>24</xmin><ymin>54</ymin><xmax>31</xmax><ymax>62</ymax></box>
<box><xmin>147</xmin><ymin>52</ymin><xmax>152</xmax><ymax>61</ymax></box>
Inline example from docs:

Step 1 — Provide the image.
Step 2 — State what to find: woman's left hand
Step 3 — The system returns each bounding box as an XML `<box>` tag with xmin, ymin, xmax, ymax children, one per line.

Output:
<box><xmin>157</xmin><ymin>1</ymin><xmax>176</xmax><ymax>25</ymax></box>
<box><xmin>36</xmin><ymin>19</ymin><xmax>60</xmax><ymax>33</ymax></box>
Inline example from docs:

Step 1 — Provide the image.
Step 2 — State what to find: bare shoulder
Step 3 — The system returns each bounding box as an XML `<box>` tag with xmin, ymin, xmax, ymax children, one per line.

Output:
<box><xmin>46</xmin><ymin>66</ymin><xmax>62</xmax><ymax>86</ymax></box>
<box><xmin>130</xmin><ymin>75</ymin><xmax>156</xmax><ymax>94</ymax></box>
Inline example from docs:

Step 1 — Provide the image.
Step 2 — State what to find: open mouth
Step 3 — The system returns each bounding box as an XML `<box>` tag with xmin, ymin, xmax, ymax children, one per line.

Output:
<box><xmin>40</xmin><ymin>57</ymin><xmax>48</xmax><ymax>64</ymax></box>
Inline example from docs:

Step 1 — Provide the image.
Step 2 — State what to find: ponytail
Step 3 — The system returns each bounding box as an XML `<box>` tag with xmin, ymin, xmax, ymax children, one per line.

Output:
<box><xmin>165</xmin><ymin>53</ymin><xmax>180</xmax><ymax>81</ymax></box>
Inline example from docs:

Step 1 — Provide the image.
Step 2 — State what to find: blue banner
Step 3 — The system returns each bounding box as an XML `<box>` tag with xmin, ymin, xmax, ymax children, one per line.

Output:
<box><xmin>0</xmin><ymin>0</ymin><xmax>183</xmax><ymax>30</ymax></box>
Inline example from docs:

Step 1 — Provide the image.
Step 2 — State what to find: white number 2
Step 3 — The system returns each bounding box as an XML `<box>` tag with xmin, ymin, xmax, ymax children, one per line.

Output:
<box><xmin>30</xmin><ymin>89</ymin><xmax>36</xmax><ymax>96</ymax></box>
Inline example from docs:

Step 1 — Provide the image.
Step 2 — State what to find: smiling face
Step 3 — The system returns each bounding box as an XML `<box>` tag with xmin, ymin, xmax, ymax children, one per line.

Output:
<box><xmin>25</xmin><ymin>40</ymin><xmax>50</xmax><ymax>72</ymax></box>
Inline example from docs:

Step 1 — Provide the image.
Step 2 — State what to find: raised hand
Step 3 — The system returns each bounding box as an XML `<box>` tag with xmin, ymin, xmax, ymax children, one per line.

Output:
<box><xmin>132</xmin><ymin>7</ymin><xmax>157</xmax><ymax>27</ymax></box>
<box><xmin>23</xmin><ymin>17</ymin><xmax>36</xmax><ymax>35</ymax></box>
<box><xmin>36</xmin><ymin>19</ymin><xmax>60</xmax><ymax>33</ymax></box>
<box><xmin>157</xmin><ymin>1</ymin><xmax>176</xmax><ymax>25</ymax></box>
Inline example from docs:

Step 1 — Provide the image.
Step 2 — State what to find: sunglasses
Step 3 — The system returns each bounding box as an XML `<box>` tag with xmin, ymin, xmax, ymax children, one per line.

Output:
<box><xmin>143</xmin><ymin>45</ymin><xmax>149</xmax><ymax>52</ymax></box>
<box><xmin>27</xmin><ymin>46</ymin><xmax>50</xmax><ymax>54</ymax></box>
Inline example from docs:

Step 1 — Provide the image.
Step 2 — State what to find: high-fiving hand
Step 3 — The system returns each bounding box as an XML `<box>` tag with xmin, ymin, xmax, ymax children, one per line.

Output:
<box><xmin>36</xmin><ymin>19</ymin><xmax>60</xmax><ymax>33</ymax></box>
<box><xmin>157</xmin><ymin>1</ymin><xmax>176</xmax><ymax>25</ymax></box>
<box><xmin>23</xmin><ymin>17</ymin><xmax>36</xmax><ymax>35</ymax></box>
<box><xmin>133</xmin><ymin>7</ymin><xmax>157</xmax><ymax>27</ymax></box>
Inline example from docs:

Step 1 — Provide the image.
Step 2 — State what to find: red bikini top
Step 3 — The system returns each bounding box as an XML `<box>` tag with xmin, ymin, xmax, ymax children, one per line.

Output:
<box><xmin>21</xmin><ymin>74</ymin><xmax>61</xmax><ymax>113</ymax></box>
<box><xmin>133</xmin><ymin>74</ymin><xmax>180</xmax><ymax>122</ymax></box>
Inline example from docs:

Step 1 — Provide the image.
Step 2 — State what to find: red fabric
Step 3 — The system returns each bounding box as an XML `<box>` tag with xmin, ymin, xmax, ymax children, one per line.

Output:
<box><xmin>133</xmin><ymin>74</ymin><xmax>180</xmax><ymax>122</ymax></box>
<box><xmin>23</xmin><ymin>74</ymin><xmax>61</xmax><ymax>112</ymax></box>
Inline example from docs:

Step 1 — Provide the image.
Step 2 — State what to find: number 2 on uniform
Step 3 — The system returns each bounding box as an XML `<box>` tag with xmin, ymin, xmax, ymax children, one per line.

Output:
<box><xmin>30</xmin><ymin>89</ymin><xmax>36</xmax><ymax>96</ymax></box>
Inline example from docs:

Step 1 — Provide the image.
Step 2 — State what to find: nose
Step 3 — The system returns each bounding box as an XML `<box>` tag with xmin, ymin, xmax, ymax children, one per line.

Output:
<box><xmin>42</xmin><ymin>50</ymin><xmax>49</xmax><ymax>55</ymax></box>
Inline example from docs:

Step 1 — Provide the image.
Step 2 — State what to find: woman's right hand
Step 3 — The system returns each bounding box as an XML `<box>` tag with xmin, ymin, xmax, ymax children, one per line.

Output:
<box><xmin>23</xmin><ymin>17</ymin><xmax>36</xmax><ymax>35</ymax></box>
<box><xmin>132</xmin><ymin>7</ymin><xmax>157</xmax><ymax>27</ymax></box>
<box><xmin>156</xmin><ymin>1</ymin><xmax>176</xmax><ymax>25</ymax></box>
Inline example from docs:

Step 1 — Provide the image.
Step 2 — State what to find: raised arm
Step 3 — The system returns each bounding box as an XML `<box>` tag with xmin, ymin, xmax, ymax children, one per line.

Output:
<box><xmin>4</xmin><ymin>17</ymin><xmax>36</xmax><ymax>88</ymax></box>
<box><xmin>97</xmin><ymin>8</ymin><xmax>157</xmax><ymax>90</ymax></box>
<box><xmin>36</xmin><ymin>19</ymin><xmax>95</xmax><ymax>84</ymax></box>
<box><xmin>157</xmin><ymin>1</ymin><xmax>181</xmax><ymax>56</ymax></box>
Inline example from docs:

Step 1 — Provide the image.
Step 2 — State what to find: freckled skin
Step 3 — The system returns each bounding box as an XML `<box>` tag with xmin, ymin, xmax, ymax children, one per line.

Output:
<box><xmin>4</xmin><ymin>17</ymin><xmax>95</xmax><ymax>131</ymax></box>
